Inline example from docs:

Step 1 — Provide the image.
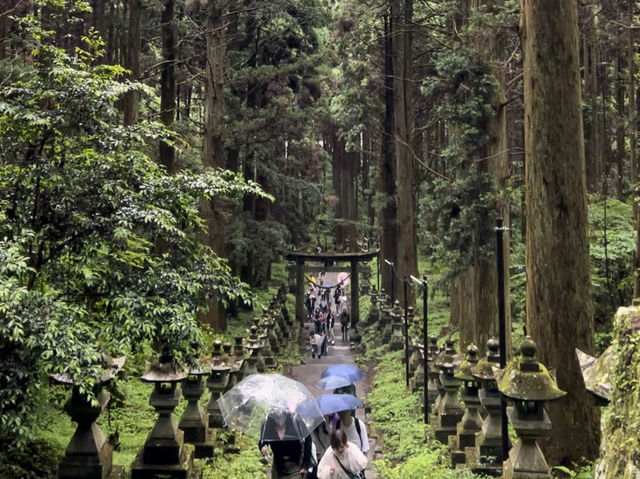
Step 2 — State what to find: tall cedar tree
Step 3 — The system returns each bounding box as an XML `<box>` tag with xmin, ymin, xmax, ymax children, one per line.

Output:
<box><xmin>522</xmin><ymin>0</ymin><xmax>600</xmax><ymax>463</ymax></box>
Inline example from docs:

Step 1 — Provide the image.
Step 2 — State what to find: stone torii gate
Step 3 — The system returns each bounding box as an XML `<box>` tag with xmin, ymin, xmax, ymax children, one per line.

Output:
<box><xmin>285</xmin><ymin>250</ymin><xmax>379</xmax><ymax>327</ymax></box>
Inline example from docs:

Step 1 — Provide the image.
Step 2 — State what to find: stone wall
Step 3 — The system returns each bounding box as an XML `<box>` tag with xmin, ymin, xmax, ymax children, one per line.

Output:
<box><xmin>595</xmin><ymin>306</ymin><xmax>640</xmax><ymax>479</ymax></box>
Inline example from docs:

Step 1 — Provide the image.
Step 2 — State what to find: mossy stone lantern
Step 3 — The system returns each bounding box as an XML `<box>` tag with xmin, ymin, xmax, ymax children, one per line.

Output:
<box><xmin>450</xmin><ymin>343</ymin><xmax>483</xmax><ymax>467</ymax></box>
<box><xmin>471</xmin><ymin>337</ymin><xmax>506</xmax><ymax>476</ymax></box>
<box><xmin>131</xmin><ymin>357</ymin><xmax>191</xmax><ymax>479</ymax></box>
<box><xmin>53</xmin><ymin>355</ymin><xmax>126</xmax><ymax>479</ymax></box>
<box><xmin>433</xmin><ymin>338</ymin><xmax>464</xmax><ymax>444</ymax></box>
<box><xmin>221</xmin><ymin>342</ymin><xmax>240</xmax><ymax>390</ymax></box>
<box><xmin>496</xmin><ymin>337</ymin><xmax>566</xmax><ymax>479</ymax></box>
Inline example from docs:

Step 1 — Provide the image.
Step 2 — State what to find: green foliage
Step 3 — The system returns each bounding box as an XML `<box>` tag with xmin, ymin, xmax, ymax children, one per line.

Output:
<box><xmin>417</xmin><ymin>30</ymin><xmax>501</xmax><ymax>275</ymax></box>
<box><xmin>552</xmin><ymin>463</ymin><xmax>594</xmax><ymax>479</ymax></box>
<box><xmin>0</xmin><ymin>16</ymin><xmax>267</xmax><ymax>441</ymax></box>
<box><xmin>364</xmin><ymin>346</ymin><xmax>481</xmax><ymax>478</ymax></box>
<box><xmin>587</xmin><ymin>195</ymin><xmax>635</xmax><ymax>331</ymax></box>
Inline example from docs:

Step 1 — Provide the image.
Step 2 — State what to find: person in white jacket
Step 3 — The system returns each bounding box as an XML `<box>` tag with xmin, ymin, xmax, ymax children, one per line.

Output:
<box><xmin>317</xmin><ymin>429</ymin><xmax>367</xmax><ymax>479</ymax></box>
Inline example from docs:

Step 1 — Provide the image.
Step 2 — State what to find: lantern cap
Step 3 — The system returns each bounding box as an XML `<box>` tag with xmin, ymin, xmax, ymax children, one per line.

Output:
<box><xmin>471</xmin><ymin>337</ymin><xmax>501</xmax><ymax>380</ymax></box>
<box><xmin>496</xmin><ymin>337</ymin><xmax>566</xmax><ymax>401</ymax></box>
<box><xmin>455</xmin><ymin>343</ymin><xmax>480</xmax><ymax>381</ymax></box>
<box><xmin>52</xmin><ymin>354</ymin><xmax>126</xmax><ymax>385</ymax></box>
<box><xmin>210</xmin><ymin>356</ymin><xmax>231</xmax><ymax>373</ymax></box>
<box><xmin>435</xmin><ymin>338</ymin><xmax>459</xmax><ymax>369</ymax></box>
<box><xmin>141</xmin><ymin>357</ymin><xmax>188</xmax><ymax>383</ymax></box>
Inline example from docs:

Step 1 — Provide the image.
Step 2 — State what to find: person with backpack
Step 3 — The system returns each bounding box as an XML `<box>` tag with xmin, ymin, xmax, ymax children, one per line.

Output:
<box><xmin>317</xmin><ymin>430</ymin><xmax>367</xmax><ymax>479</ymax></box>
<box><xmin>335</xmin><ymin>409</ymin><xmax>369</xmax><ymax>455</ymax></box>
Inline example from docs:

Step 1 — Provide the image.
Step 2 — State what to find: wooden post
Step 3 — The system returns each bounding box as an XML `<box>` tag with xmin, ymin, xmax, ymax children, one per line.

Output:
<box><xmin>296</xmin><ymin>259</ymin><xmax>305</xmax><ymax>324</ymax></box>
<box><xmin>351</xmin><ymin>260</ymin><xmax>359</xmax><ymax>326</ymax></box>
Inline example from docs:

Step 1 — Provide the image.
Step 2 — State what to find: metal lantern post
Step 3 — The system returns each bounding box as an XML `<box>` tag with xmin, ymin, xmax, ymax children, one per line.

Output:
<box><xmin>496</xmin><ymin>218</ymin><xmax>509</xmax><ymax>463</ymax></box>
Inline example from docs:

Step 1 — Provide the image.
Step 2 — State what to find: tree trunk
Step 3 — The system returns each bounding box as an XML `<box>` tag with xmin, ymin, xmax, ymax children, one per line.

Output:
<box><xmin>122</xmin><ymin>0</ymin><xmax>141</xmax><ymax>126</ymax></box>
<box><xmin>583</xmin><ymin>14</ymin><xmax>602</xmax><ymax>193</ymax></box>
<box><xmin>472</xmin><ymin>0</ymin><xmax>511</xmax><ymax>356</ymax></box>
<box><xmin>630</xmin><ymin>2</ymin><xmax>640</xmax><ymax>299</ymax></box>
<box><xmin>522</xmin><ymin>0</ymin><xmax>600</xmax><ymax>463</ymax></box>
<box><xmin>159</xmin><ymin>0</ymin><xmax>176</xmax><ymax>172</ymax></box>
<box><xmin>393</xmin><ymin>0</ymin><xmax>418</xmax><ymax>304</ymax></box>
<box><xmin>379</xmin><ymin>12</ymin><xmax>398</xmax><ymax>298</ymax></box>
<box><xmin>616</xmin><ymin>53</ymin><xmax>625</xmax><ymax>199</ymax></box>
<box><xmin>201</xmin><ymin>0</ymin><xmax>228</xmax><ymax>331</ymax></box>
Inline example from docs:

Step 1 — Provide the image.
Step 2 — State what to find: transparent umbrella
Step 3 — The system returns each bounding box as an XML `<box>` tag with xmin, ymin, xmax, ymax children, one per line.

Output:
<box><xmin>217</xmin><ymin>373</ymin><xmax>324</xmax><ymax>441</ymax></box>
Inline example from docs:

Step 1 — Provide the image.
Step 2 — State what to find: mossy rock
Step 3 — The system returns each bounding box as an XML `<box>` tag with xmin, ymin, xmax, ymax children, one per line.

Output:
<box><xmin>595</xmin><ymin>305</ymin><xmax>640</xmax><ymax>479</ymax></box>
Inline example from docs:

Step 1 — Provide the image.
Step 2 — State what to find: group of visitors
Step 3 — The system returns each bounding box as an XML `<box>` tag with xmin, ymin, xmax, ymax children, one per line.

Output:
<box><xmin>305</xmin><ymin>275</ymin><xmax>351</xmax><ymax>351</ymax></box>
<box><xmin>259</xmin><ymin>397</ymin><xmax>369</xmax><ymax>479</ymax></box>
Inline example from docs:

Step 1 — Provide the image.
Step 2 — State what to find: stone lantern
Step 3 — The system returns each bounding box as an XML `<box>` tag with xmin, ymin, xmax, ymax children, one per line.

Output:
<box><xmin>471</xmin><ymin>337</ymin><xmax>506</xmax><ymax>476</ymax></box>
<box><xmin>390</xmin><ymin>310</ymin><xmax>405</xmax><ymax>351</ymax></box>
<box><xmin>450</xmin><ymin>343</ymin><xmax>483</xmax><ymax>467</ymax></box>
<box><xmin>131</xmin><ymin>356</ymin><xmax>191</xmax><ymax>479</ymax></box>
<box><xmin>221</xmin><ymin>342</ymin><xmax>239</xmax><ymax>389</ymax></box>
<box><xmin>433</xmin><ymin>338</ymin><xmax>463</xmax><ymax>444</ymax></box>
<box><xmin>54</xmin><ymin>355</ymin><xmax>126</xmax><ymax>479</ymax></box>
<box><xmin>206</xmin><ymin>358</ymin><xmax>231</xmax><ymax>429</ymax></box>
<box><xmin>496</xmin><ymin>337</ymin><xmax>566</xmax><ymax>479</ymax></box>
<box><xmin>233</xmin><ymin>336</ymin><xmax>248</xmax><ymax>380</ymax></box>
<box><xmin>366</xmin><ymin>289</ymin><xmax>380</xmax><ymax>327</ymax></box>
<box><xmin>211</xmin><ymin>340</ymin><xmax>223</xmax><ymax>363</ymax></box>
<box><xmin>258</xmin><ymin>328</ymin><xmax>275</xmax><ymax>368</ymax></box>
<box><xmin>426</xmin><ymin>336</ymin><xmax>440</xmax><ymax>413</ymax></box>
<box><xmin>178</xmin><ymin>362</ymin><xmax>214</xmax><ymax>458</ymax></box>
<box><xmin>411</xmin><ymin>344</ymin><xmax>425</xmax><ymax>394</ymax></box>
<box><xmin>409</xmin><ymin>340</ymin><xmax>421</xmax><ymax>376</ymax></box>
<box><xmin>244</xmin><ymin>344</ymin><xmax>261</xmax><ymax>376</ymax></box>
<box><xmin>247</xmin><ymin>326</ymin><xmax>266</xmax><ymax>373</ymax></box>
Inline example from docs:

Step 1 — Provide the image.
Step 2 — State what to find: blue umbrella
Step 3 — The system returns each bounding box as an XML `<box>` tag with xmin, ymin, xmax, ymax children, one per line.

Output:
<box><xmin>321</xmin><ymin>364</ymin><xmax>364</xmax><ymax>382</ymax></box>
<box><xmin>315</xmin><ymin>394</ymin><xmax>363</xmax><ymax>415</ymax></box>
<box><xmin>316</xmin><ymin>375</ymin><xmax>353</xmax><ymax>391</ymax></box>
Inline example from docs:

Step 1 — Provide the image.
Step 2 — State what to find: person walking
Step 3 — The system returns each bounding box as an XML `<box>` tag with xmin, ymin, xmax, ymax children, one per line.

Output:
<box><xmin>335</xmin><ymin>409</ymin><xmax>369</xmax><ymax>455</ymax></box>
<box><xmin>317</xmin><ymin>430</ymin><xmax>367</xmax><ymax>479</ymax></box>
<box><xmin>259</xmin><ymin>411</ymin><xmax>313</xmax><ymax>479</ymax></box>
<box><xmin>339</xmin><ymin>306</ymin><xmax>350</xmax><ymax>342</ymax></box>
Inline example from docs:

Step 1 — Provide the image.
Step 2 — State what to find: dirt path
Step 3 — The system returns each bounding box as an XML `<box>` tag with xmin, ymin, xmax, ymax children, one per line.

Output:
<box><xmin>287</xmin><ymin>271</ymin><xmax>378</xmax><ymax>479</ymax></box>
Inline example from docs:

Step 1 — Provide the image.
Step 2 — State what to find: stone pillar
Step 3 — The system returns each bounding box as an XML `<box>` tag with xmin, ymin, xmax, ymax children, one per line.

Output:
<box><xmin>54</xmin><ymin>356</ymin><xmax>125</xmax><ymax>479</ymax></box>
<box><xmin>131</xmin><ymin>361</ymin><xmax>191</xmax><ymax>479</ymax></box>
<box><xmin>58</xmin><ymin>386</ymin><xmax>116</xmax><ymax>479</ymax></box>
<box><xmin>450</xmin><ymin>344</ymin><xmax>483</xmax><ymax>467</ymax></box>
<box><xmin>433</xmin><ymin>339</ymin><xmax>463</xmax><ymax>444</ymax></box>
<box><xmin>179</xmin><ymin>369</ymin><xmax>214</xmax><ymax>458</ymax></box>
<box><xmin>295</xmin><ymin>259</ymin><xmax>305</xmax><ymax>324</ymax></box>
<box><xmin>206</xmin><ymin>362</ymin><xmax>231</xmax><ymax>429</ymax></box>
<box><xmin>471</xmin><ymin>338</ymin><xmax>506</xmax><ymax>477</ymax></box>
<box><xmin>350</xmin><ymin>259</ymin><xmax>360</xmax><ymax>327</ymax></box>
<box><xmin>426</xmin><ymin>336</ymin><xmax>440</xmax><ymax>414</ymax></box>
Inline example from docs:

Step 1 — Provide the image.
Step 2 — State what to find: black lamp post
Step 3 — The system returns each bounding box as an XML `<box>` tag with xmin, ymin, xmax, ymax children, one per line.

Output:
<box><xmin>383</xmin><ymin>259</ymin><xmax>395</xmax><ymax>303</ymax></box>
